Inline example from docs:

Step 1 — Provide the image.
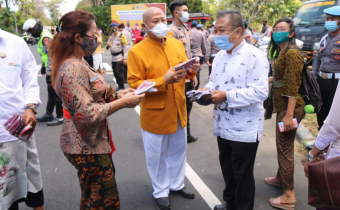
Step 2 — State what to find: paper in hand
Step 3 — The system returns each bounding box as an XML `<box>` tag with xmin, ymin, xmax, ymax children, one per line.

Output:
<box><xmin>135</xmin><ymin>81</ymin><xmax>156</xmax><ymax>95</ymax></box>
<box><xmin>186</xmin><ymin>90</ymin><xmax>212</xmax><ymax>100</ymax></box>
<box><xmin>4</xmin><ymin>113</ymin><xmax>34</xmax><ymax>142</ymax></box>
<box><xmin>174</xmin><ymin>57</ymin><xmax>200</xmax><ymax>71</ymax></box>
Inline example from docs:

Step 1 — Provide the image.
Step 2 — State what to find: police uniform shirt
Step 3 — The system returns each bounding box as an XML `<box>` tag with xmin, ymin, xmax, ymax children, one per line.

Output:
<box><xmin>205</xmin><ymin>34</ymin><xmax>221</xmax><ymax>62</ymax></box>
<box><xmin>169</xmin><ymin>22</ymin><xmax>191</xmax><ymax>59</ymax></box>
<box><xmin>312</xmin><ymin>34</ymin><xmax>340</xmax><ymax>79</ymax></box>
<box><xmin>190</xmin><ymin>28</ymin><xmax>207</xmax><ymax>57</ymax></box>
<box><xmin>108</xmin><ymin>32</ymin><xmax>128</xmax><ymax>62</ymax></box>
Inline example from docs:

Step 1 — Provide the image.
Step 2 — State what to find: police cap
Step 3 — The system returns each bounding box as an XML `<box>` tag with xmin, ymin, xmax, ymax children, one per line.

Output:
<box><xmin>324</xmin><ymin>6</ymin><xmax>340</xmax><ymax>16</ymax></box>
<box><xmin>191</xmin><ymin>21</ymin><xmax>198</xmax><ymax>27</ymax></box>
<box><xmin>110</xmin><ymin>23</ymin><xmax>119</xmax><ymax>27</ymax></box>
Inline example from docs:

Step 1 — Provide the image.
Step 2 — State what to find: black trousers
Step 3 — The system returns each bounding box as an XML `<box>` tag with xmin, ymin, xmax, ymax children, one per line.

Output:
<box><xmin>84</xmin><ymin>55</ymin><xmax>94</xmax><ymax>68</ymax></box>
<box><xmin>217</xmin><ymin>137</ymin><xmax>259</xmax><ymax>210</ymax></box>
<box><xmin>46</xmin><ymin>80</ymin><xmax>63</xmax><ymax>118</ymax></box>
<box><xmin>185</xmin><ymin>82</ymin><xmax>194</xmax><ymax>133</ymax></box>
<box><xmin>112</xmin><ymin>61</ymin><xmax>125</xmax><ymax>89</ymax></box>
<box><xmin>208</xmin><ymin>56</ymin><xmax>215</xmax><ymax>77</ymax></box>
<box><xmin>316</xmin><ymin>77</ymin><xmax>339</xmax><ymax>129</ymax></box>
<box><xmin>8</xmin><ymin>190</ymin><xmax>44</xmax><ymax>210</ymax></box>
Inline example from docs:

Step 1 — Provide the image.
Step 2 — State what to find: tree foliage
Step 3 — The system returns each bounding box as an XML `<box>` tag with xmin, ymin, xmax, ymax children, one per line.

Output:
<box><xmin>45</xmin><ymin>0</ymin><xmax>64</xmax><ymax>26</ymax></box>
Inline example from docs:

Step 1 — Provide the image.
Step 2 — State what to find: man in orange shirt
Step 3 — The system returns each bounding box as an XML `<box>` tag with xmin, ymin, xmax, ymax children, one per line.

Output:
<box><xmin>128</xmin><ymin>7</ymin><xmax>200</xmax><ymax>210</ymax></box>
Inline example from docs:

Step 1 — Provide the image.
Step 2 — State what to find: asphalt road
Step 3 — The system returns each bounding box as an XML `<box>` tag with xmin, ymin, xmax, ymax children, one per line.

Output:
<box><xmin>19</xmin><ymin>45</ymin><xmax>313</xmax><ymax>210</ymax></box>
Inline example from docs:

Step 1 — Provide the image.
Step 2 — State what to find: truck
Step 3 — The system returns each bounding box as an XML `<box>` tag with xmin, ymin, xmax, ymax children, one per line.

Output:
<box><xmin>294</xmin><ymin>0</ymin><xmax>339</xmax><ymax>59</ymax></box>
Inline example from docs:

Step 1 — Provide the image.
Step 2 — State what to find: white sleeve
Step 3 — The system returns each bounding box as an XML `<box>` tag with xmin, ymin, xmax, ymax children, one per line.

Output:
<box><xmin>21</xmin><ymin>41</ymin><xmax>41</xmax><ymax>107</ymax></box>
<box><xmin>226</xmin><ymin>52</ymin><xmax>269</xmax><ymax>108</ymax></box>
<box><xmin>315</xmin><ymin>82</ymin><xmax>340</xmax><ymax>150</ymax></box>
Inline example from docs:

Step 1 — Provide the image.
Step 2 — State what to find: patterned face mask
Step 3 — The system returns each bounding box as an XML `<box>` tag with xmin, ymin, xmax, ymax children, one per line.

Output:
<box><xmin>80</xmin><ymin>37</ymin><xmax>98</xmax><ymax>56</ymax></box>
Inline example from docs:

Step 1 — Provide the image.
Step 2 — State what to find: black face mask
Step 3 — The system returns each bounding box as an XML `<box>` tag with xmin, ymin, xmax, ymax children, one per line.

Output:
<box><xmin>112</xmin><ymin>28</ymin><xmax>118</xmax><ymax>33</ymax></box>
<box><xmin>31</xmin><ymin>21</ymin><xmax>43</xmax><ymax>38</ymax></box>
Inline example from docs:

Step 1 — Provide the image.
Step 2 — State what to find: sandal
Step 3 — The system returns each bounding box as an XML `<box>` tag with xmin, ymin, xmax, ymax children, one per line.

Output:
<box><xmin>265</xmin><ymin>177</ymin><xmax>283</xmax><ymax>188</ymax></box>
<box><xmin>269</xmin><ymin>196</ymin><xmax>295</xmax><ymax>210</ymax></box>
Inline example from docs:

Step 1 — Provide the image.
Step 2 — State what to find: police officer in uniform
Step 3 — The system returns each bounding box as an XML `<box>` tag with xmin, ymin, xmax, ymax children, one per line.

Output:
<box><xmin>205</xmin><ymin>29</ymin><xmax>221</xmax><ymax>78</ymax></box>
<box><xmin>169</xmin><ymin>0</ymin><xmax>198</xmax><ymax>143</ymax></box>
<box><xmin>312</xmin><ymin>6</ymin><xmax>340</xmax><ymax>129</ymax></box>
<box><xmin>190</xmin><ymin>21</ymin><xmax>207</xmax><ymax>89</ymax></box>
<box><xmin>119</xmin><ymin>23</ymin><xmax>132</xmax><ymax>82</ymax></box>
<box><xmin>106</xmin><ymin>23</ymin><xmax>129</xmax><ymax>91</ymax></box>
<box><xmin>23</xmin><ymin>19</ymin><xmax>64</xmax><ymax>126</ymax></box>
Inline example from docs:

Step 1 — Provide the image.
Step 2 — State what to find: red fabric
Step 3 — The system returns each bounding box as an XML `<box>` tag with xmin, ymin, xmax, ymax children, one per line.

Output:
<box><xmin>109</xmin><ymin>129</ymin><xmax>116</xmax><ymax>157</ymax></box>
<box><xmin>63</xmin><ymin>108</ymin><xmax>72</xmax><ymax>120</ymax></box>
<box><xmin>135</xmin><ymin>36</ymin><xmax>145</xmax><ymax>44</ymax></box>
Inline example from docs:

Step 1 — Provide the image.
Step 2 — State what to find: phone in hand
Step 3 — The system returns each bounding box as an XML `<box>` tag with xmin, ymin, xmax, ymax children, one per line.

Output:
<box><xmin>278</xmin><ymin>118</ymin><xmax>298</xmax><ymax>132</ymax></box>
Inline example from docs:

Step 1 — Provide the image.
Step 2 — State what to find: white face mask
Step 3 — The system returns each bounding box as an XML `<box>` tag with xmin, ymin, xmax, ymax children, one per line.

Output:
<box><xmin>177</xmin><ymin>11</ymin><xmax>189</xmax><ymax>23</ymax></box>
<box><xmin>144</xmin><ymin>22</ymin><xmax>170</xmax><ymax>38</ymax></box>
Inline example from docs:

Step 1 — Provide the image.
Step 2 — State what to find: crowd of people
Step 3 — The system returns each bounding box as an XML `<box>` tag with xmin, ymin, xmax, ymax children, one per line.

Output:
<box><xmin>1</xmin><ymin>1</ymin><xmax>340</xmax><ymax>210</ymax></box>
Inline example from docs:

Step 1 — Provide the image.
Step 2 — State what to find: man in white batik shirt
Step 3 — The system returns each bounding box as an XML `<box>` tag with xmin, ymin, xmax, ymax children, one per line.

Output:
<box><xmin>201</xmin><ymin>10</ymin><xmax>268</xmax><ymax>210</ymax></box>
<box><xmin>0</xmin><ymin>4</ymin><xmax>44</xmax><ymax>209</ymax></box>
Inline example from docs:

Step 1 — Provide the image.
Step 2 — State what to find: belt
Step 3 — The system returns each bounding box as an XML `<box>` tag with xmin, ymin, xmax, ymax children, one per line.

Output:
<box><xmin>318</xmin><ymin>71</ymin><xmax>340</xmax><ymax>79</ymax></box>
<box><xmin>111</xmin><ymin>51</ymin><xmax>123</xmax><ymax>56</ymax></box>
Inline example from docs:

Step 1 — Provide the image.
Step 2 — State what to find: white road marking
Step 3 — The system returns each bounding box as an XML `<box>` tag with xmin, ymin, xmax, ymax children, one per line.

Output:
<box><xmin>132</xmin><ymin>105</ymin><xmax>221</xmax><ymax>209</ymax></box>
<box><xmin>102</xmin><ymin>62</ymin><xmax>113</xmax><ymax>72</ymax></box>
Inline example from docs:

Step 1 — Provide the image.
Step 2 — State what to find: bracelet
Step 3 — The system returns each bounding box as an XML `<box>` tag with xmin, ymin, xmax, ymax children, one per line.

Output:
<box><xmin>114</xmin><ymin>91</ymin><xmax>119</xmax><ymax>100</ymax></box>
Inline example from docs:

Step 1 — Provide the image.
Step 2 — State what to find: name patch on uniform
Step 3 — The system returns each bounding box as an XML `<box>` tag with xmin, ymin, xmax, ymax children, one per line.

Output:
<box><xmin>90</xmin><ymin>75</ymin><xmax>99</xmax><ymax>83</ymax></box>
<box><xmin>334</xmin><ymin>55</ymin><xmax>340</xmax><ymax>60</ymax></box>
<box><xmin>8</xmin><ymin>62</ymin><xmax>20</xmax><ymax>67</ymax></box>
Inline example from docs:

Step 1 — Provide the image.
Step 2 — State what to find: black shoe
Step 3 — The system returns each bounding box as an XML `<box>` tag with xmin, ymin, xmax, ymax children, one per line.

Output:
<box><xmin>155</xmin><ymin>197</ymin><xmax>171</xmax><ymax>210</ymax></box>
<box><xmin>176</xmin><ymin>187</ymin><xmax>195</xmax><ymax>199</ymax></box>
<box><xmin>187</xmin><ymin>134</ymin><xmax>198</xmax><ymax>143</ymax></box>
<box><xmin>46</xmin><ymin>117</ymin><xmax>63</xmax><ymax>126</ymax></box>
<box><xmin>36</xmin><ymin>113</ymin><xmax>54</xmax><ymax>122</ymax></box>
<box><xmin>214</xmin><ymin>203</ymin><xmax>228</xmax><ymax>210</ymax></box>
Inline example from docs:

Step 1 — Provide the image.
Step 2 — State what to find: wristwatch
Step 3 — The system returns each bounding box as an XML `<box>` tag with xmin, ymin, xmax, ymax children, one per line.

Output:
<box><xmin>308</xmin><ymin>151</ymin><xmax>315</xmax><ymax>162</ymax></box>
<box><xmin>114</xmin><ymin>91</ymin><xmax>119</xmax><ymax>100</ymax></box>
<box><xmin>26</xmin><ymin>105</ymin><xmax>37</xmax><ymax>115</ymax></box>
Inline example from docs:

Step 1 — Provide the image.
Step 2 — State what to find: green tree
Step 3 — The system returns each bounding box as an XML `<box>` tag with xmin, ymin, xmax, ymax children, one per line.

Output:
<box><xmin>0</xmin><ymin>7</ymin><xmax>16</xmax><ymax>33</ymax></box>
<box><xmin>45</xmin><ymin>0</ymin><xmax>64</xmax><ymax>26</ymax></box>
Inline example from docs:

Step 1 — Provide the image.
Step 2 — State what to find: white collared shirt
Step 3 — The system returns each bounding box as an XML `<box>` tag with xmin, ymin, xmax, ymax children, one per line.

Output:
<box><xmin>205</xmin><ymin>41</ymin><xmax>269</xmax><ymax>143</ymax></box>
<box><xmin>0</xmin><ymin>29</ymin><xmax>41</xmax><ymax>143</ymax></box>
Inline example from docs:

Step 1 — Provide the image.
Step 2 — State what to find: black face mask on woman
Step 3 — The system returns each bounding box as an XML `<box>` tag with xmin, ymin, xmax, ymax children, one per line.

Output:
<box><xmin>80</xmin><ymin>37</ymin><xmax>98</xmax><ymax>57</ymax></box>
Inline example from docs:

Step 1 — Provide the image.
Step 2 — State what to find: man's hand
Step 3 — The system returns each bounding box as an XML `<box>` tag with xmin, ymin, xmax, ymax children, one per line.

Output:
<box><xmin>123</xmin><ymin>59</ymin><xmax>127</xmax><ymax>66</ymax></box>
<box><xmin>198</xmin><ymin>87</ymin><xmax>209</xmax><ymax>92</ymax></box>
<box><xmin>269</xmin><ymin>77</ymin><xmax>274</xmax><ymax>83</ymax></box>
<box><xmin>211</xmin><ymin>90</ymin><xmax>227</xmax><ymax>105</ymax></box>
<box><xmin>193</xmin><ymin>76</ymin><xmax>198</xmax><ymax>88</ymax></box>
<box><xmin>41</xmin><ymin>74</ymin><xmax>46</xmax><ymax>77</ymax></box>
<box><xmin>164</xmin><ymin>68</ymin><xmax>187</xmax><ymax>85</ymax></box>
<box><xmin>188</xmin><ymin>60</ymin><xmax>200</xmax><ymax>75</ymax></box>
<box><xmin>117</xmin><ymin>88</ymin><xmax>135</xmax><ymax>99</ymax></box>
<box><xmin>22</xmin><ymin>109</ymin><xmax>37</xmax><ymax>129</ymax></box>
<box><xmin>206</xmin><ymin>61</ymin><xmax>212</xmax><ymax>66</ymax></box>
<box><xmin>106</xmin><ymin>42</ymin><xmax>112</xmax><ymax>49</ymax></box>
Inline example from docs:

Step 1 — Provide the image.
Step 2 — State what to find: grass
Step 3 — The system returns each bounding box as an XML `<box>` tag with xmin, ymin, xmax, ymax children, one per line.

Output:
<box><xmin>301</xmin><ymin>113</ymin><xmax>319</xmax><ymax>137</ymax></box>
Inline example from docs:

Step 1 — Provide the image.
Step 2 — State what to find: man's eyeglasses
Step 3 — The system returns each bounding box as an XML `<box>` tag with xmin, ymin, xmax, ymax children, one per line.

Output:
<box><xmin>81</xmin><ymin>34</ymin><xmax>97</xmax><ymax>40</ymax></box>
<box><xmin>272</xmin><ymin>28</ymin><xmax>289</xmax><ymax>33</ymax></box>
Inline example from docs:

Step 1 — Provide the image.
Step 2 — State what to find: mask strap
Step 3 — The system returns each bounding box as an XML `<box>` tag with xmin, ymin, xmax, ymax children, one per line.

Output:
<box><xmin>144</xmin><ymin>23</ymin><xmax>151</xmax><ymax>31</ymax></box>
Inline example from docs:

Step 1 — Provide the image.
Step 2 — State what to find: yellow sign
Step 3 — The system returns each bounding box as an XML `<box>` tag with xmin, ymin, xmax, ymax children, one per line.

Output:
<box><xmin>110</xmin><ymin>3</ymin><xmax>167</xmax><ymax>30</ymax></box>
<box><xmin>301</xmin><ymin>1</ymin><xmax>336</xmax><ymax>9</ymax></box>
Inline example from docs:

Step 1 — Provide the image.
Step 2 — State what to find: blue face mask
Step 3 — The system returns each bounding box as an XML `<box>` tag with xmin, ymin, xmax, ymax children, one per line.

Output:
<box><xmin>325</xmin><ymin>21</ymin><xmax>340</xmax><ymax>32</ymax></box>
<box><xmin>214</xmin><ymin>28</ymin><xmax>238</xmax><ymax>51</ymax></box>
<box><xmin>272</xmin><ymin>31</ymin><xmax>290</xmax><ymax>45</ymax></box>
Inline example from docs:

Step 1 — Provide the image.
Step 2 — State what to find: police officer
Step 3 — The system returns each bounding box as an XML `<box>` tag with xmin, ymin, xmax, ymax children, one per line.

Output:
<box><xmin>106</xmin><ymin>22</ymin><xmax>129</xmax><ymax>91</ymax></box>
<box><xmin>205</xmin><ymin>29</ymin><xmax>221</xmax><ymax>78</ymax></box>
<box><xmin>23</xmin><ymin>19</ymin><xmax>64</xmax><ymax>126</ymax></box>
<box><xmin>312</xmin><ymin>6</ymin><xmax>340</xmax><ymax>129</ymax></box>
<box><xmin>190</xmin><ymin>21</ymin><xmax>206</xmax><ymax>89</ymax></box>
<box><xmin>169</xmin><ymin>0</ymin><xmax>198</xmax><ymax>143</ymax></box>
<box><xmin>118</xmin><ymin>23</ymin><xmax>132</xmax><ymax>82</ymax></box>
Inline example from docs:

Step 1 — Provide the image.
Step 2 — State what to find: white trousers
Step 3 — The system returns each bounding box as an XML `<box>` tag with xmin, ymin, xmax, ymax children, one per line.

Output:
<box><xmin>0</xmin><ymin>135</ymin><xmax>43</xmax><ymax>210</ymax></box>
<box><xmin>142</xmin><ymin>122</ymin><xmax>187</xmax><ymax>198</ymax></box>
<box><xmin>93</xmin><ymin>53</ymin><xmax>103</xmax><ymax>71</ymax></box>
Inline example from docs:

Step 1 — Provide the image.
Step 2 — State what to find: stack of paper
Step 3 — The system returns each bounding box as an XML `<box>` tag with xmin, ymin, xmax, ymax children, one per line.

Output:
<box><xmin>135</xmin><ymin>81</ymin><xmax>157</xmax><ymax>95</ymax></box>
<box><xmin>186</xmin><ymin>90</ymin><xmax>212</xmax><ymax>101</ymax></box>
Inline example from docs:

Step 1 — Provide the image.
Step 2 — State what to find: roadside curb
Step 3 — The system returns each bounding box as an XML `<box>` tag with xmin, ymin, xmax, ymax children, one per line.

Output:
<box><xmin>296</xmin><ymin>123</ymin><xmax>316</xmax><ymax>148</ymax></box>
